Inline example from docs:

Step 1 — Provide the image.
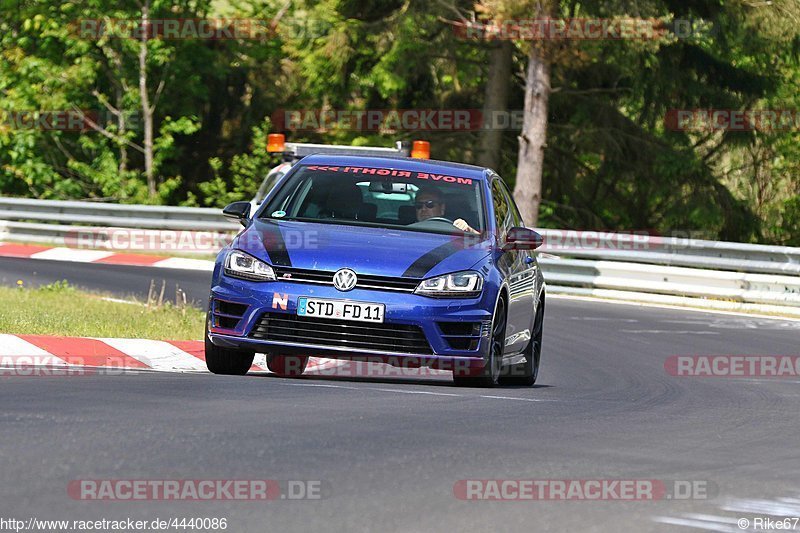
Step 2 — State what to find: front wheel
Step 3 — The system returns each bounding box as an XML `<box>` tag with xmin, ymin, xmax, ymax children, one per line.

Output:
<box><xmin>266</xmin><ymin>355</ymin><xmax>309</xmax><ymax>377</ymax></box>
<box><xmin>453</xmin><ymin>298</ymin><xmax>506</xmax><ymax>388</ymax></box>
<box><xmin>205</xmin><ymin>335</ymin><xmax>255</xmax><ymax>375</ymax></box>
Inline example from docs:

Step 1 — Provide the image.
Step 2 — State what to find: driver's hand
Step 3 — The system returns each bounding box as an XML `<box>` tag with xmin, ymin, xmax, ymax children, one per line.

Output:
<box><xmin>453</xmin><ymin>218</ymin><xmax>478</xmax><ymax>234</ymax></box>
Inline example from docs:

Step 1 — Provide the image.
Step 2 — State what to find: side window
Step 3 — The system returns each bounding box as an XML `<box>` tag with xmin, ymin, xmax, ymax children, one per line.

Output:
<box><xmin>498</xmin><ymin>180</ymin><xmax>523</xmax><ymax>227</ymax></box>
<box><xmin>254</xmin><ymin>169</ymin><xmax>285</xmax><ymax>205</ymax></box>
<box><xmin>491</xmin><ymin>178</ymin><xmax>512</xmax><ymax>236</ymax></box>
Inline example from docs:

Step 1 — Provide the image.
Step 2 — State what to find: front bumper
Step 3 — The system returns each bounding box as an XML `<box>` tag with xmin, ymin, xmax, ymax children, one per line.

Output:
<box><xmin>207</xmin><ymin>275</ymin><xmax>496</xmax><ymax>366</ymax></box>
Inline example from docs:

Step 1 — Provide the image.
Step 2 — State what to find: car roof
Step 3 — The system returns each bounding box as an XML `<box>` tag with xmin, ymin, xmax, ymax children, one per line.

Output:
<box><xmin>297</xmin><ymin>154</ymin><xmax>490</xmax><ymax>181</ymax></box>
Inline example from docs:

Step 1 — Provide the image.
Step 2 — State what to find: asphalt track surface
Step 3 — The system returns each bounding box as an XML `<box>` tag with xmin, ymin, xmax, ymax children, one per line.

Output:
<box><xmin>1</xmin><ymin>256</ymin><xmax>799</xmax><ymax>532</ymax></box>
<box><xmin>0</xmin><ymin>256</ymin><xmax>212</xmax><ymax>307</ymax></box>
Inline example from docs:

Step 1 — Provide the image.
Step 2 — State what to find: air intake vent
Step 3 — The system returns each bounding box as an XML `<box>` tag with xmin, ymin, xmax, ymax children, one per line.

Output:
<box><xmin>250</xmin><ymin>313</ymin><xmax>433</xmax><ymax>355</ymax></box>
<box><xmin>437</xmin><ymin>321</ymin><xmax>484</xmax><ymax>351</ymax></box>
<box><xmin>212</xmin><ymin>299</ymin><xmax>248</xmax><ymax>330</ymax></box>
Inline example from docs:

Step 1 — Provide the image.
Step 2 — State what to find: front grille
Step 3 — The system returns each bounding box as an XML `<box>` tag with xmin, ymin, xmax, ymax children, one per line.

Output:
<box><xmin>272</xmin><ymin>267</ymin><xmax>420</xmax><ymax>292</ymax></box>
<box><xmin>249</xmin><ymin>312</ymin><xmax>433</xmax><ymax>355</ymax></box>
<box><xmin>273</xmin><ymin>267</ymin><xmax>332</xmax><ymax>284</ymax></box>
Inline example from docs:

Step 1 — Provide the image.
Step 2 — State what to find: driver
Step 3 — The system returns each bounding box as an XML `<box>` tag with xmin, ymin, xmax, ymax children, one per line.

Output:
<box><xmin>414</xmin><ymin>187</ymin><xmax>478</xmax><ymax>234</ymax></box>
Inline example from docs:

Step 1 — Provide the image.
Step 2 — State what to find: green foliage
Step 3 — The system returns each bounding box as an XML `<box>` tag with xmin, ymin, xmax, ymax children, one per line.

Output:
<box><xmin>37</xmin><ymin>280</ymin><xmax>75</xmax><ymax>293</ymax></box>
<box><xmin>0</xmin><ymin>0</ymin><xmax>798</xmax><ymax>244</ymax></box>
<box><xmin>195</xmin><ymin>118</ymin><xmax>278</xmax><ymax>207</ymax></box>
<box><xmin>779</xmin><ymin>196</ymin><xmax>800</xmax><ymax>246</ymax></box>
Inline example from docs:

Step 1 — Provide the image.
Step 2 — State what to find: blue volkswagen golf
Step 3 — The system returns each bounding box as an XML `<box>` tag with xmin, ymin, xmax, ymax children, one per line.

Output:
<box><xmin>206</xmin><ymin>155</ymin><xmax>545</xmax><ymax>387</ymax></box>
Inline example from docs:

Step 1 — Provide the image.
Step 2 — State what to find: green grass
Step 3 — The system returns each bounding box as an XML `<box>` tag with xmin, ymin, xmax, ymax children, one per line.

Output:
<box><xmin>0</xmin><ymin>281</ymin><xmax>205</xmax><ymax>340</ymax></box>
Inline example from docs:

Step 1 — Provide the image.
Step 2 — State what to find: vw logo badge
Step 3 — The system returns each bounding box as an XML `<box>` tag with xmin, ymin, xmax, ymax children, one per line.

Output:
<box><xmin>333</xmin><ymin>268</ymin><xmax>358</xmax><ymax>292</ymax></box>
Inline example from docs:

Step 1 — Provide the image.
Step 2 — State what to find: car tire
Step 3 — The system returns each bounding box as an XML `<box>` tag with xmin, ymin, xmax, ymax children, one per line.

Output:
<box><xmin>205</xmin><ymin>335</ymin><xmax>255</xmax><ymax>375</ymax></box>
<box><xmin>266</xmin><ymin>355</ymin><xmax>309</xmax><ymax>377</ymax></box>
<box><xmin>453</xmin><ymin>297</ymin><xmax>506</xmax><ymax>388</ymax></box>
<box><xmin>500</xmin><ymin>295</ymin><xmax>544</xmax><ymax>387</ymax></box>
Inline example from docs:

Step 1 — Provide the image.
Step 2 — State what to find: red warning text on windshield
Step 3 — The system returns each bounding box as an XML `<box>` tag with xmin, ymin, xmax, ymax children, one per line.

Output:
<box><xmin>305</xmin><ymin>166</ymin><xmax>474</xmax><ymax>185</ymax></box>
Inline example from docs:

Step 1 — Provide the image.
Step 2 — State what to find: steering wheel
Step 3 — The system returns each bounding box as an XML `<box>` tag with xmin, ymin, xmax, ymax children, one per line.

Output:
<box><xmin>422</xmin><ymin>216</ymin><xmax>454</xmax><ymax>224</ymax></box>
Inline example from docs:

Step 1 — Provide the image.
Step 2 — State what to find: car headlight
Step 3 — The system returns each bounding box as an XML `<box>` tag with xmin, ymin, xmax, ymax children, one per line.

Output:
<box><xmin>224</xmin><ymin>250</ymin><xmax>276</xmax><ymax>281</ymax></box>
<box><xmin>414</xmin><ymin>271</ymin><xmax>483</xmax><ymax>298</ymax></box>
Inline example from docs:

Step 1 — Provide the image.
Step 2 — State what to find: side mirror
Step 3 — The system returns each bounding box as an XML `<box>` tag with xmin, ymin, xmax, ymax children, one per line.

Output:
<box><xmin>502</xmin><ymin>227</ymin><xmax>543</xmax><ymax>251</ymax></box>
<box><xmin>222</xmin><ymin>201</ymin><xmax>251</xmax><ymax>226</ymax></box>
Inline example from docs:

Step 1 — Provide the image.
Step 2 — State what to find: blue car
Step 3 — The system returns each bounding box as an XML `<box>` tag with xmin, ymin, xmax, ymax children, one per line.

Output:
<box><xmin>205</xmin><ymin>155</ymin><xmax>546</xmax><ymax>387</ymax></box>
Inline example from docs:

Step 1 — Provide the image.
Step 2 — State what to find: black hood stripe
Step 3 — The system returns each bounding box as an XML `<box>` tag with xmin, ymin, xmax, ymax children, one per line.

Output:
<box><xmin>260</xmin><ymin>223</ymin><xmax>292</xmax><ymax>267</ymax></box>
<box><xmin>402</xmin><ymin>240</ymin><xmax>463</xmax><ymax>278</ymax></box>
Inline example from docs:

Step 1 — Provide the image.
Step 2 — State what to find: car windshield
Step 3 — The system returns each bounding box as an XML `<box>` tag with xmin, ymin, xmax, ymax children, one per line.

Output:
<box><xmin>259</xmin><ymin>164</ymin><xmax>485</xmax><ymax>235</ymax></box>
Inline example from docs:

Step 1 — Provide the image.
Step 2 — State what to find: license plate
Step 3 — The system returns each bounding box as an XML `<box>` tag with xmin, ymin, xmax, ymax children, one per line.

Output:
<box><xmin>297</xmin><ymin>297</ymin><xmax>385</xmax><ymax>323</ymax></box>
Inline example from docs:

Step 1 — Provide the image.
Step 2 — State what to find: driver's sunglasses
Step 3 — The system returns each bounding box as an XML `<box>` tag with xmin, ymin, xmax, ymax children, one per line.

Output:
<box><xmin>415</xmin><ymin>200</ymin><xmax>441</xmax><ymax>209</ymax></box>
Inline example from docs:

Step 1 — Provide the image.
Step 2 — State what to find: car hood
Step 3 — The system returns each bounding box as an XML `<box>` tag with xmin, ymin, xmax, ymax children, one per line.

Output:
<box><xmin>236</xmin><ymin>219</ymin><xmax>493</xmax><ymax>278</ymax></box>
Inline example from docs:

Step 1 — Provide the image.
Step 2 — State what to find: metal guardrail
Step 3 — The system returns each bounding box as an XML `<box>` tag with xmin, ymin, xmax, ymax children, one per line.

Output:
<box><xmin>538</xmin><ymin>258</ymin><xmax>800</xmax><ymax>306</ymax></box>
<box><xmin>535</xmin><ymin>229</ymin><xmax>800</xmax><ymax>276</ymax></box>
<box><xmin>0</xmin><ymin>197</ymin><xmax>798</xmax><ymax>311</ymax></box>
<box><xmin>0</xmin><ymin>197</ymin><xmax>239</xmax><ymax>231</ymax></box>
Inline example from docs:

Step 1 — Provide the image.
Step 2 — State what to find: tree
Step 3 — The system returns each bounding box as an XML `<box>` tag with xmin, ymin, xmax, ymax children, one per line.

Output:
<box><xmin>474</xmin><ymin>0</ymin><xmax>558</xmax><ymax>227</ymax></box>
<box><xmin>138</xmin><ymin>0</ymin><xmax>157</xmax><ymax>197</ymax></box>
<box><xmin>514</xmin><ymin>32</ymin><xmax>553</xmax><ymax>227</ymax></box>
<box><xmin>2</xmin><ymin>0</ymin><xmax>798</xmax><ymax>245</ymax></box>
<box><xmin>476</xmin><ymin>40</ymin><xmax>513</xmax><ymax>170</ymax></box>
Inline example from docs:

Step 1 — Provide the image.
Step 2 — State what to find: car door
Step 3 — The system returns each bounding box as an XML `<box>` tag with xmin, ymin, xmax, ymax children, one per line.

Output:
<box><xmin>500</xmin><ymin>178</ymin><xmax>542</xmax><ymax>320</ymax></box>
<box><xmin>490</xmin><ymin>176</ymin><xmax>537</xmax><ymax>355</ymax></box>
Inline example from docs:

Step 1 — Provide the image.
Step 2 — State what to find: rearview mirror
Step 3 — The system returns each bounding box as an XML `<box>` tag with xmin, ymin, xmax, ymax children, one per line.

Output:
<box><xmin>502</xmin><ymin>227</ymin><xmax>543</xmax><ymax>251</ymax></box>
<box><xmin>368</xmin><ymin>181</ymin><xmax>408</xmax><ymax>193</ymax></box>
<box><xmin>222</xmin><ymin>201</ymin><xmax>251</xmax><ymax>226</ymax></box>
